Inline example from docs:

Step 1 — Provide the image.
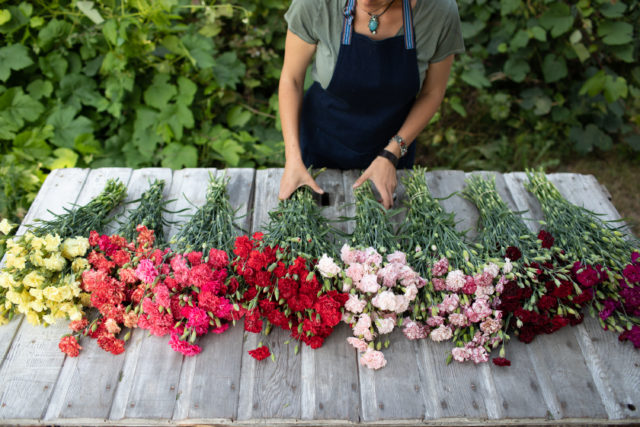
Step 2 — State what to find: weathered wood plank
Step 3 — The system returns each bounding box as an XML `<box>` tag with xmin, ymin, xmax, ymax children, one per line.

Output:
<box><xmin>502</xmin><ymin>172</ymin><xmax>608</xmax><ymax>420</ymax></box>
<box><xmin>466</xmin><ymin>171</ymin><xmax>554</xmax><ymax>419</ymax></box>
<box><xmin>46</xmin><ymin>169</ymin><xmax>171</xmax><ymax>422</ymax></box>
<box><xmin>237</xmin><ymin>168</ymin><xmax>304</xmax><ymax>421</ymax></box>
<box><xmin>173</xmin><ymin>168</ymin><xmax>255</xmax><ymax>422</ymax></box>
<box><xmin>546</xmin><ymin>173</ymin><xmax>639</xmax><ymax>420</ymax></box>
<box><xmin>0</xmin><ymin>169</ymin><xmax>90</xmax><ymax>371</ymax></box>
<box><xmin>0</xmin><ymin>168</ymin><xmax>130</xmax><ymax>422</ymax></box>
<box><xmin>301</xmin><ymin>170</ymin><xmax>360</xmax><ymax>422</ymax></box>
<box><xmin>111</xmin><ymin>169</ymin><xmax>216</xmax><ymax>422</ymax></box>
<box><xmin>343</xmin><ymin>170</ymin><xmax>435</xmax><ymax>422</ymax></box>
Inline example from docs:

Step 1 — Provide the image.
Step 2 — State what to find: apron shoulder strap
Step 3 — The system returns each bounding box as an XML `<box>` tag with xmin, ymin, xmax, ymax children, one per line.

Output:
<box><xmin>402</xmin><ymin>0</ymin><xmax>416</xmax><ymax>50</ymax></box>
<box><xmin>341</xmin><ymin>0</ymin><xmax>356</xmax><ymax>45</ymax></box>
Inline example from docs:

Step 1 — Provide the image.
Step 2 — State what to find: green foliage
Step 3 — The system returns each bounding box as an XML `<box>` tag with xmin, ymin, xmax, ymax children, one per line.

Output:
<box><xmin>421</xmin><ymin>0</ymin><xmax>640</xmax><ymax>170</ymax></box>
<box><xmin>0</xmin><ymin>0</ymin><xmax>287</xmax><ymax>220</ymax></box>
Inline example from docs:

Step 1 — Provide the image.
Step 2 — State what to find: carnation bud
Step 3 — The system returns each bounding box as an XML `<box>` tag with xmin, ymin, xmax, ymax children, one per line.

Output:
<box><xmin>306</xmin><ymin>272</ymin><xmax>315</xmax><ymax>282</ymax></box>
<box><xmin>376</xmin><ymin>341</ymin><xmax>382</xmax><ymax>350</ymax></box>
<box><xmin>267</xmin><ymin>263</ymin><xmax>277</xmax><ymax>273</ymax></box>
<box><xmin>91</xmin><ymin>322</ymin><xmax>98</xmax><ymax>332</ymax></box>
<box><xmin>294</xmin><ymin>344</ymin><xmax>299</xmax><ymax>355</ymax></box>
<box><xmin>516</xmin><ymin>319</ymin><xmax>523</xmax><ymax>328</ymax></box>
<box><xmin>124</xmin><ymin>331</ymin><xmax>131</xmax><ymax>341</ymax></box>
<box><xmin>215</xmin><ymin>318</ymin><xmax>221</xmax><ymax>328</ymax></box>
<box><xmin>190</xmin><ymin>330</ymin><xmax>197</xmax><ymax>343</ymax></box>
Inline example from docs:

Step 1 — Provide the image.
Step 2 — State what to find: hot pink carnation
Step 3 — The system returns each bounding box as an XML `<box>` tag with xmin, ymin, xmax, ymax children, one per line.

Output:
<box><xmin>135</xmin><ymin>259</ymin><xmax>158</xmax><ymax>284</ymax></box>
<box><xmin>169</xmin><ymin>333</ymin><xmax>202</xmax><ymax>356</ymax></box>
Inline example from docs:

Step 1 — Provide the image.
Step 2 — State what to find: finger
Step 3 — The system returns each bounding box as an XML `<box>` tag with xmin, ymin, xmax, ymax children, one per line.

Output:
<box><xmin>305</xmin><ymin>178</ymin><xmax>325</xmax><ymax>194</ymax></box>
<box><xmin>278</xmin><ymin>185</ymin><xmax>294</xmax><ymax>200</ymax></box>
<box><xmin>380</xmin><ymin>187</ymin><xmax>393</xmax><ymax>210</ymax></box>
<box><xmin>352</xmin><ymin>171</ymin><xmax>369</xmax><ymax>189</ymax></box>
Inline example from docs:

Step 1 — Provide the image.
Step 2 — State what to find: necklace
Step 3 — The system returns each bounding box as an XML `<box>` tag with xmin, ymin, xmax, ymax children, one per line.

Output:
<box><xmin>362</xmin><ymin>0</ymin><xmax>396</xmax><ymax>35</ymax></box>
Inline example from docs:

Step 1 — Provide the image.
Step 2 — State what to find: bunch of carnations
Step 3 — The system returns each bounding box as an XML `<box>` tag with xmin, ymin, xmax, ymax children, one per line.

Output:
<box><xmin>525</xmin><ymin>170</ymin><xmax>640</xmax><ymax>347</ymax></box>
<box><xmin>400</xmin><ymin>168</ymin><xmax>508</xmax><ymax>365</ymax></box>
<box><xmin>233</xmin><ymin>184</ymin><xmax>347</xmax><ymax>360</ymax></box>
<box><xmin>137</xmin><ymin>175</ymin><xmax>239</xmax><ymax>356</ymax></box>
<box><xmin>463</xmin><ymin>175</ymin><xmax>588</xmax><ymax>347</ymax></box>
<box><xmin>59</xmin><ymin>181</ymin><xmax>169</xmax><ymax>357</ymax></box>
<box><xmin>58</xmin><ymin>225</ymin><xmax>162</xmax><ymax>358</ymax></box>
<box><xmin>1</xmin><ymin>232</ymin><xmax>89</xmax><ymax>327</ymax></box>
<box><xmin>333</xmin><ymin>181</ymin><xmax>423</xmax><ymax>369</ymax></box>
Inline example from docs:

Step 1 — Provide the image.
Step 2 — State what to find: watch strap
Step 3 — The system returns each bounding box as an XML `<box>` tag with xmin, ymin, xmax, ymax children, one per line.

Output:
<box><xmin>377</xmin><ymin>149</ymin><xmax>399</xmax><ymax>167</ymax></box>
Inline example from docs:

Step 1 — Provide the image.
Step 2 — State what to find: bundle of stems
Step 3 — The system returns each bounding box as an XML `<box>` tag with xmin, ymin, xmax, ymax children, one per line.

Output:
<box><xmin>400</xmin><ymin>167</ymin><xmax>479</xmax><ymax>277</ymax></box>
<box><xmin>352</xmin><ymin>181</ymin><xmax>398</xmax><ymax>252</ymax></box>
<box><xmin>117</xmin><ymin>180</ymin><xmax>171</xmax><ymax>245</ymax></box>
<box><xmin>262</xmin><ymin>184</ymin><xmax>336</xmax><ymax>260</ymax></box>
<box><xmin>525</xmin><ymin>169</ymin><xmax>639</xmax><ymax>270</ymax></box>
<box><xmin>31</xmin><ymin>179</ymin><xmax>126</xmax><ymax>238</ymax></box>
<box><xmin>171</xmin><ymin>174</ymin><xmax>239</xmax><ymax>255</ymax></box>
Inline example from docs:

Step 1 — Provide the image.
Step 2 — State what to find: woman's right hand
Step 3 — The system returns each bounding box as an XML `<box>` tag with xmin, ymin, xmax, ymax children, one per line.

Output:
<box><xmin>278</xmin><ymin>160</ymin><xmax>324</xmax><ymax>200</ymax></box>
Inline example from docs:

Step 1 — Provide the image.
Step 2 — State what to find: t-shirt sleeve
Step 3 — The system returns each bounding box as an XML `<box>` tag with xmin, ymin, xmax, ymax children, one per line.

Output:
<box><xmin>430</xmin><ymin>0</ymin><xmax>465</xmax><ymax>63</ymax></box>
<box><xmin>284</xmin><ymin>0</ymin><xmax>320</xmax><ymax>44</ymax></box>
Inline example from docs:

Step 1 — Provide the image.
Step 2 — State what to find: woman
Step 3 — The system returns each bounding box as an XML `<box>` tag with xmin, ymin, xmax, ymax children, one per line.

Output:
<box><xmin>278</xmin><ymin>0</ymin><xmax>464</xmax><ymax>208</ymax></box>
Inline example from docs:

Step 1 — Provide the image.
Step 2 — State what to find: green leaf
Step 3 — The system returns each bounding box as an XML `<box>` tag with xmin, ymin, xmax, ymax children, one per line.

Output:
<box><xmin>161</xmin><ymin>35</ymin><xmax>194</xmax><ymax>64</ymax></box>
<box><xmin>26</xmin><ymin>79</ymin><xmax>53</xmax><ymax>100</ymax></box>
<box><xmin>460</xmin><ymin>20</ymin><xmax>485</xmax><ymax>39</ymax></box>
<box><xmin>176</xmin><ymin>76</ymin><xmax>197</xmax><ymax>106</ymax></box>
<box><xmin>520</xmin><ymin>88</ymin><xmax>551</xmax><ymax>115</ymax></box>
<box><xmin>0</xmin><ymin>44</ymin><xmax>33</xmax><ymax>82</ymax></box>
<box><xmin>227</xmin><ymin>105</ymin><xmax>252</xmax><ymax>128</ymax></box>
<box><xmin>510</xmin><ymin>30</ymin><xmax>529</xmax><ymax>51</ymax></box>
<box><xmin>611</xmin><ymin>44</ymin><xmax>634</xmax><ymax>63</ymax></box>
<box><xmin>504</xmin><ymin>58</ymin><xmax>529</xmax><ymax>82</ymax></box>
<box><xmin>37</xmin><ymin>19</ymin><xmax>72</xmax><ymax>51</ymax></box>
<box><xmin>580</xmin><ymin>70</ymin><xmax>606</xmax><ymax>97</ymax></box>
<box><xmin>144</xmin><ymin>74</ymin><xmax>177</xmax><ymax>110</ymax></box>
<box><xmin>132</xmin><ymin>107</ymin><xmax>161</xmax><ymax>156</ymax></box>
<box><xmin>570</xmin><ymin>124</ymin><xmax>612</xmax><ymax>153</ymax></box>
<box><xmin>13</xmin><ymin>127</ymin><xmax>53</xmax><ymax>161</ymax></box>
<box><xmin>77</xmin><ymin>1</ymin><xmax>104</xmax><ymax>24</ymax></box>
<box><xmin>46</xmin><ymin>148</ymin><xmax>79</xmax><ymax>169</ymax></box>
<box><xmin>572</xmin><ymin>43</ymin><xmax>590</xmax><ymax>62</ymax></box>
<box><xmin>211</xmin><ymin>138</ymin><xmax>245</xmax><ymax>166</ymax></box>
<box><xmin>181</xmin><ymin>33</ymin><xmax>216</xmax><ymax>69</ymax></box>
<box><xmin>539</xmin><ymin>3</ymin><xmax>574</xmax><ymax>38</ymax></box>
<box><xmin>38</xmin><ymin>51</ymin><xmax>68</xmax><ymax>81</ymax></box>
<box><xmin>602</xmin><ymin>75</ymin><xmax>627</xmax><ymax>103</ymax></box>
<box><xmin>597</xmin><ymin>21</ymin><xmax>633</xmax><ymax>45</ymax></box>
<box><xmin>46</xmin><ymin>106</ymin><xmax>93</xmax><ymax>148</ymax></box>
<box><xmin>211</xmin><ymin>52</ymin><xmax>246</xmax><ymax>90</ymax></box>
<box><xmin>631</xmin><ymin>67</ymin><xmax>640</xmax><ymax>85</ymax></box>
<box><xmin>460</xmin><ymin>62</ymin><xmax>491</xmax><ymax>88</ymax></box>
<box><xmin>529</xmin><ymin>26</ymin><xmax>547</xmax><ymax>42</ymax></box>
<box><xmin>0</xmin><ymin>10</ymin><xmax>11</xmax><ymax>26</ymax></box>
<box><xmin>74</xmin><ymin>133</ymin><xmax>102</xmax><ymax>156</ymax></box>
<box><xmin>600</xmin><ymin>2</ymin><xmax>626</xmax><ymax>18</ymax></box>
<box><xmin>624</xmin><ymin>134</ymin><xmax>640</xmax><ymax>151</ymax></box>
<box><xmin>541</xmin><ymin>54</ymin><xmax>567</xmax><ymax>83</ymax></box>
<box><xmin>500</xmin><ymin>0</ymin><xmax>522</xmax><ymax>15</ymax></box>
<box><xmin>0</xmin><ymin>88</ymin><xmax>44</xmax><ymax>128</ymax></box>
<box><xmin>103</xmin><ymin>19</ymin><xmax>117</xmax><ymax>45</ymax></box>
<box><xmin>160</xmin><ymin>143</ymin><xmax>198</xmax><ymax>169</ymax></box>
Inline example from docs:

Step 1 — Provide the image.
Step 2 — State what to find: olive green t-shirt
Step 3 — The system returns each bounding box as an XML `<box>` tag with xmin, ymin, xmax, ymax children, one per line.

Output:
<box><xmin>285</xmin><ymin>0</ymin><xmax>465</xmax><ymax>90</ymax></box>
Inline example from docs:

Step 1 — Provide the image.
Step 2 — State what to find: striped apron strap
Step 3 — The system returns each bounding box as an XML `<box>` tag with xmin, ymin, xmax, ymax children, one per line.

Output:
<box><xmin>402</xmin><ymin>0</ymin><xmax>416</xmax><ymax>50</ymax></box>
<box><xmin>341</xmin><ymin>0</ymin><xmax>357</xmax><ymax>45</ymax></box>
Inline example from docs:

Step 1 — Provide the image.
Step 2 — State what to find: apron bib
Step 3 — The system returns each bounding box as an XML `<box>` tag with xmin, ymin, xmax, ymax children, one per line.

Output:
<box><xmin>300</xmin><ymin>0</ymin><xmax>420</xmax><ymax>170</ymax></box>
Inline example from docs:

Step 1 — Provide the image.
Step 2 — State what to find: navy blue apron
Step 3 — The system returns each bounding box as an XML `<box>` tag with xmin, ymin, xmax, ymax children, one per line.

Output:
<box><xmin>300</xmin><ymin>0</ymin><xmax>420</xmax><ymax>170</ymax></box>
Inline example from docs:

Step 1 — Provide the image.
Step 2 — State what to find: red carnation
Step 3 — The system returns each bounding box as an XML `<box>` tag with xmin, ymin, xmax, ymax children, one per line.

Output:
<box><xmin>207</xmin><ymin>248</ymin><xmax>229</xmax><ymax>270</ymax></box>
<box><xmin>537</xmin><ymin>230</ymin><xmax>555</xmax><ymax>249</ymax></box>
<box><xmin>187</xmin><ymin>251</ymin><xmax>203</xmax><ymax>266</ymax></box>
<box><xmin>623</xmin><ymin>264</ymin><xmax>640</xmax><ymax>284</ymax></box>
<box><xmin>248</xmin><ymin>345</ymin><xmax>271</xmax><ymax>361</ymax></box>
<box><xmin>69</xmin><ymin>319</ymin><xmax>89</xmax><ymax>332</ymax></box>
<box><xmin>244</xmin><ymin>311</ymin><xmax>263</xmax><ymax>333</ymax></box>
<box><xmin>576</xmin><ymin>266</ymin><xmax>599</xmax><ymax>288</ymax></box>
<box><xmin>304</xmin><ymin>335</ymin><xmax>325</xmax><ymax>349</ymax></box>
<box><xmin>537</xmin><ymin>295</ymin><xmax>557</xmax><ymax>311</ymax></box>
<box><xmin>518</xmin><ymin>327</ymin><xmax>537</xmax><ymax>343</ymax></box>
<box><xmin>59</xmin><ymin>336</ymin><xmax>82</xmax><ymax>357</ymax></box>
<box><xmin>551</xmin><ymin>282</ymin><xmax>573</xmax><ymax>298</ymax></box>
<box><xmin>551</xmin><ymin>315</ymin><xmax>570</xmax><ymax>331</ymax></box>
<box><xmin>234</xmin><ymin>235</ymin><xmax>253</xmax><ymax>258</ymax></box>
<box><xmin>97</xmin><ymin>334</ymin><xmax>125</xmax><ymax>355</ymax></box>
<box><xmin>492</xmin><ymin>357</ymin><xmax>511</xmax><ymax>367</ymax></box>
<box><xmin>313</xmin><ymin>295</ymin><xmax>343</xmax><ymax>327</ymax></box>
<box><xmin>505</xmin><ymin>246</ymin><xmax>522</xmax><ymax>262</ymax></box>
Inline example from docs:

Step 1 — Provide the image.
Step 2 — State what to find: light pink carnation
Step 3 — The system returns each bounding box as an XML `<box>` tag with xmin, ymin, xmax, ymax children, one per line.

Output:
<box><xmin>345</xmin><ymin>263</ymin><xmax>365</xmax><ymax>284</ymax></box>
<box><xmin>364</xmin><ymin>248</ymin><xmax>383</xmax><ymax>267</ymax></box>
<box><xmin>475</xmin><ymin>285</ymin><xmax>495</xmax><ymax>298</ymax></box>
<box><xmin>135</xmin><ymin>259</ymin><xmax>158</xmax><ymax>284</ymax></box>
<box><xmin>353</xmin><ymin>314</ymin><xmax>373</xmax><ymax>340</ymax></box>
<box><xmin>471</xmin><ymin>347</ymin><xmax>489</xmax><ymax>364</ymax></box>
<box><xmin>430</xmin><ymin>325</ymin><xmax>453</xmax><ymax>342</ymax></box>
<box><xmin>347</xmin><ymin>337</ymin><xmax>369</xmax><ymax>352</ymax></box>
<box><xmin>394</xmin><ymin>294</ymin><xmax>410</xmax><ymax>314</ymax></box>
<box><xmin>432</xmin><ymin>278</ymin><xmax>446</xmax><ymax>291</ymax></box>
<box><xmin>377</xmin><ymin>263</ymin><xmax>400</xmax><ymax>287</ymax></box>
<box><xmin>403</xmin><ymin>319</ymin><xmax>429</xmax><ymax>340</ymax></box>
<box><xmin>426</xmin><ymin>315</ymin><xmax>445</xmax><ymax>327</ymax></box>
<box><xmin>399</xmin><ymin>265</ymin><xmax>420</xmax><ymax>288</ymax></box>
<box><xmin>357</xmin><ymin>274</ymin><xmax>380</xmax><ymax>294</ymax></box>
<box><xmin>445</xmin><ymin>270</ymin><xmax>466</xmax><ymax>292</ymax></box>
<box><xmin>440</xmin><ymin>294</ymin><xmax>459</xmax><ymax>313</ymax></box>
<box><xmin>451</xmin><ymin>346</ymin><xmax>471</xmax><ymax>362</ymax></box>
<box><xmin>404</xmin><ymin>284</ymin><xmax>418</xmax><ymax>301</ymax></box>
<box><xmin>471</xmin><ymin>298</ymin><xmax>493</xmax><ymax>321</ymax></box>
<box><xmin>371</xmin><ymin>290</ymin><xmax>397</xmax><ymax>311</ymax></box>
<box><xmin>317</xmin><ymin>254</ymin><xmax>341</xmax><ymax>278</ymax></box>
<box><xmin>360</xmin><ymin>349</ymin><xmax>387</xmax><ymax>370</ymax></box>
<box><xmin>496</xmin><ymin>275</ymin><xmax>508</xmax><ymax>293</ymax></box>
<box><xmin>484</xmin><ymin>262</ymin><xmax>500</xmax><ymax>278</ymax></box>
<box><xmin>340</xmin><ymin>244</ymin><xmax>358</xmax><ymax>265</ymax></box>
<box><xmin>376</xmin><ymin>317</ymin><xmax>395</xmax><ymax>334</ymax></box>
<box><xmin>480</xmin><ymin>317</ymin><xmax>502</xmax><ymax>335</ymax></box>
<box><xmin>345</xmin><ymin>294</ymin><xmax>367</xmax><ymax>314</ymax></box>
<box><xmin>387</xmin><ymin>251</ymin><xmax>407</xmax><ymax>265</ymax></box>
<box><xmin>448</xmin><ymin>313</ymin><xmax>468</xmax><ymax>327</ymax></box>
<box><xmin>432</xmin><ymin>257</ymin><xmax>449</xmax><ymax>277</ymax></box>
<box><xmin>474</xmin><ymin>272</ymin><xmax>493</xmax><ymax>288</ymax></box>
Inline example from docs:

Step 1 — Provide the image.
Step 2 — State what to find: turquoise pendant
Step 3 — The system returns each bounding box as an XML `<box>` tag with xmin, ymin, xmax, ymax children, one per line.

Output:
<box><xmin>368</xmin><ymin>15</ymin><xmax>379</xmax><ymax>34</ymax></box>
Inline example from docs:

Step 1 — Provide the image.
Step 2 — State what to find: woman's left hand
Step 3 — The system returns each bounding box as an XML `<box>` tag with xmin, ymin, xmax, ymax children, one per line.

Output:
<box><xmin>352</xmin><ymin>155</ymin><xmax>397</xmax><ymax>209</ymax></box>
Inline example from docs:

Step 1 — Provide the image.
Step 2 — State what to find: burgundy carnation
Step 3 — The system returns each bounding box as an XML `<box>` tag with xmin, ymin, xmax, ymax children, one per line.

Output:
<box><xmin>492</xmin><ymin>357</ymin><xmax>511</xmax><ymax>367</ymax></box>
<box><xmin>623</xmin><ymin>264</ymin><xmax>640</xmax><ymax>284</ymax></box>
<box><xmin>537</xmin><ymin>295</ymin><xmax>558</xmax><ymax>311</ymax></box>
<box><xmin>537</xmin><ymin>230</ymin><xmax>555</xmax><ymax>249</ymax></box>
<box><xmin>505</xmin><ymin>246</ymin><xmax>522</xmax><ymax>262</ymax></box>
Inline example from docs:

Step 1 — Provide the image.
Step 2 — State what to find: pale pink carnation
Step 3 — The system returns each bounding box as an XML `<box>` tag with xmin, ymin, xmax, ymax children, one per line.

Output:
<box><xmin>105</xmin><ymin>318</ymin><xmax>121</xmax><ymax>334</ymax></box>
<box><xmin>417</xmin><ymin>276</ymin><xmax>427</xmax><ymax>289</ymax></box>
<box><xmin>345</xmin><ymin>294</ymin><xmax>367</xmax><ymax>314</ymax></box>
<box><xmin>317</xmin><ymin>254</ymin><xmax>341</xmax><ymax>278</ymax></box>
<box><xmin>480</xmin><ymin>317</ymin><xmax>502</xmax><ymax>335</ymax></box>
<box><xmin>471</xmin><ymin>331</ymin><xmax>489</xmax><ymax>346</ymax></box>
<box><xmin>403</xmin><ymin>319</ymin><xmax>429</xmax><ymax>340</ymax></box>
<box><xmin>394</xmin><ymin>295</ymin><xmax>410</xmax><ymax>314</ymax></box>
<box><xmin>353</xmin><ymin>314</ymin><xmax>373</xmax><ymax>340</ymax></box>
<box><xmin>340</xmin><ymin>244</ymin><xmax>358</xmax><ymax>265</ymax></box>
<box><xmin>432</xmin><ymin>278</ymin><xmax>446</xmax><ymax>291</ymax></box>
<box><xmin>475</xmin><ymin>285</ymin><xmax>495</xmax><ymax>298</ymax></box>
<box><xmin>445</xmin><ymin>270</ymin><xmax>466</xmax><ymax>292</ymax></box>
<box><xmin>357</xmin><ymin>274</ymin><xmax>380</xmax><ymax>294</ymax></box>
<box><xmin>364</xmin><ymin>248</ymin><xmax>383</xmax><ymax>267</ymax></box>
<box><xmin>440</xmin><ymin>294</ymin><xmax>459</xmax><ymax>313</ymax></box>
<box><xmin>135</xmin><ymin>259</ymin><xmax>158</xmax><ymax>284</ymax></box>
<box><xmin>502</xmin><ymin>258</ymin><xmax>513</xmax><ymax>274</ymax></box>
<box><xmin>387</xmin><ymin>251</ymin><xmax>407</xmax><ymax>265</ymax></box>
<box><xmin>451</xmin><ymin>346</ymin><xmax>472</xmax><ymax>362</ymax></box>
<box><xmin>347</xmin><ymin>337</ymin><xmax>369</xmax><ymax>352</ymax></box>
<box><xmin>360</xmin><ymin>349</ymin><xmax>387</xmax><ymax>370</ymax></box>
<box><xmin>496</xmin><ymin>275</ymin><xmax>508</xmax><ymax>293</ymax></box>
<box><xmin>371</xmin><ymin>291</ymin><xmax>397</xmax><ymax>311</ymax></box>
<box><xmin>342</xmin><ymin>280</ymin><xmax>353</xmax><ymax>293</ymax></box>
<box><xmin>342</xmin><ymin>312</ymin><xmax>353</xmax><ymax>324</ymax></box>
<box><xmin>346</xmin><ymin>263</ymin><xmax>365</xmax><ymax>284</ymax></box>
<box><xmin>432</xmin><ymin>257</ymin><xmax>449</xmax><ymax>277</ymax></box>
<box><xmin>427</xmin><ymin>315</ymin><xmax>445</xmax><ymax>327</ymax></box>
<box><xmin>484</xmin><ymin>263</ymin><xmax>500</xmax><ymax>279</ymax></box>
<box><xmin>404</xmin><ymin>284</ymin><xmax>418</xmax><ymax>301</ymax></box>
<box><xmin>474</xmin><ymin>271</ymin><xmax>493</xmax><ymax>288</ymax></box>
<box><xmin>399</xmin><ymin>265</ymin><xmax>420</xmax><ymax>288</ymax></box>
<box><xmin>471</xmin><ymin>347</ymin><xmax>489</xmax><ymax>364</ymax></box>
<box><xmin>430</xmin><ymin>325</ymin><xmax>453</xmax><ymax>342</ymax></box>
<box><xmin>471</xmin><ymin>298</ymin><xmax>493</xmax><ymax>320</ymax></box>
<box><xmin>376</xmin><ymin>317</ymin><xmax>395</xmax><ymax>334</ymax></box>
<box><xmin>377</xmin><ymin>264</ymin><xmax>400</xmax><ymax>288</ymax></box>
<box><xmin>448</xmin><ymin>313</ymin><xmax>468</xmax><ymax>327</ymax></box>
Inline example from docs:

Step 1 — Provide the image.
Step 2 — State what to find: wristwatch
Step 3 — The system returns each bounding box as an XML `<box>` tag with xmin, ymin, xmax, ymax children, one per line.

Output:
<box><xmin>377</xmin><ymin>149</ymin><xmax>399</xmax><ymax>167</ymax></box>
<box><xmin>390</xmin><ymin>135</ymin><xmax>407</xmax><ymax>157</ymax></box>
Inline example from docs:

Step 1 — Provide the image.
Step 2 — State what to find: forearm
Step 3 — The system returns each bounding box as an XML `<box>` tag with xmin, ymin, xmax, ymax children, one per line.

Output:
<box><xmin>278</xmin><ymin>76</ymin><xmax>306</xmax><ymax>165</ymax></box>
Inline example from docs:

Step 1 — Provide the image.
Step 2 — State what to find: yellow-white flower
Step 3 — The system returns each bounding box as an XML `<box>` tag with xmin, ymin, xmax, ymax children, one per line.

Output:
<box><xmin>29</xmin><ymin>288</ymin><xmax>44</xmax><ymax>300</ymax></box>
<box><xmin>26</xmin><ymin>311</ymin><xmax>41</xmax><ymax>326</ymax></box>
<box><xmin>30</xmin><ymin>237</ymin><xmax>44</xmax><ymax>251</ymax></box>
<box><xmin>0</xmin><ymin>218</ymin><xmax>15</xmax><ymax>235</ymax></box>
<box><xmin>61</xmin><ymin>237</ymin><xmax>90</xmax><ymax>259</ymax></box>
<box><xmin>72</xmin><ymin>258</ymin><xmax>89</xmax><ymax>273</ymax></box>
<box><xmin>43</xmin><ymin>254</ymin><xmax>66</xmax><ymax>272</ymax></box>
<box><xmin>42</xmin><ymin>314</ymin><xmax>56</xmax><ymax>325</ymax></box>
<box><xmin>44</xmin><ymin>234</ymin><xmax>62</xmax><ymax>252</ymax></box>
<box><xmin>22</xmin><ymin>271</ymin><xmax>45</xmax><ymax>289</ymax></box>
<box><xmin>29</xmin><ymin>300</ymin><xmax>45</xmax><ymax>313</ymax></box>
<box><xmin>43</xmin><ymin>286</ymin><xmax>63</xmax><ymax>302</ymax></box>
<box><xmin>30</xmin><ymin>249</ymin><xmax>45</xmax><ymax>267</ymax></box>
<box><xmin>0</xmin><ymin>272</ymin><xmax>17</xmax><ymax>289</ymax></box>
<box><xmin>5</xmin><ymin>253</ymin><xmax>26</xmax><ymax>270</ymax></box>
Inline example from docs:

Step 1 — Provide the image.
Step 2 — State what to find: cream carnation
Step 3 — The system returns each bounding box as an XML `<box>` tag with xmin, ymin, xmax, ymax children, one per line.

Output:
<box><xmin>430</xmin><ymin>325</ymin><xmax>453</xmax><ymax>342</ymax></box>
<box><xmin>44</xmin><ymin>254</ymin><xmax>66</xmax><ymax>271</ymax></box>
<box><xmin>376</xmin><ymin>317</ymin><xmax>395</xmax><ymax>334</ymax></box>
<box><xmin>502</xmin><ymin>258</ymin><xmax>513</xmax><ymax>274</ymax></box>
<box><xmin>371</xmin><ymin>290</ymin><xmax>396</xmax><ymax>311</ymax></box>
<box><xmin>0</xmin><ymin>218</ymin><xmax>14</xmax><ymax>235</ymax></box>
<box><xmin>357</xmin><ymin>274</ymin><xmax>380</xmax><ymax>294</ymax></box>
<box><xmin>44</xmin><ymin>234</ymin><xmax>62</xmax><ymax>252</ymax></box>
<box><xmin>344</xmin><ymin>294</ymin><xmax>367</xmax><ymax>314</ymax></box>
<box><xmin>61</xmin><ymin>237</ymin><xmax>90</xmax><ymax>259</ymax></box>
<box><xmin>317</xmin><ymin>254</ymin><xmax>341</xmax><ymax>278</ymax></box>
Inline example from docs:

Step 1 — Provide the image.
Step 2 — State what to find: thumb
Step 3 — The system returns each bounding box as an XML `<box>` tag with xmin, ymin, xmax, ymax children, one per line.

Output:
<box><xmin>307</xmin><ymin>178</ymin><xmax>325</xmax><ymax>194</ymax></box>
<box><xmin>352</xmin><ymin>172</ymin><xmax>369</xmax><ymax>189</ymax></box>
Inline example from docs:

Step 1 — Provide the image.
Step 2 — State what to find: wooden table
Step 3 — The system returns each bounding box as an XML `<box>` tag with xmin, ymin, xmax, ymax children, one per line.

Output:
<box><xmin>0</xmin><ymin>168</ymin><xmax>638</xmax><ymax>426</ymax></box>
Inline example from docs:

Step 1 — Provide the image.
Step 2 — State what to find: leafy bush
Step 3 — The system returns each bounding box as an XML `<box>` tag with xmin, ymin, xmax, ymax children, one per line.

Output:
<box><xmin>420</xmin><ymin>0</ymin><xmax>640</xmax><ymax>170</ymax></box>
